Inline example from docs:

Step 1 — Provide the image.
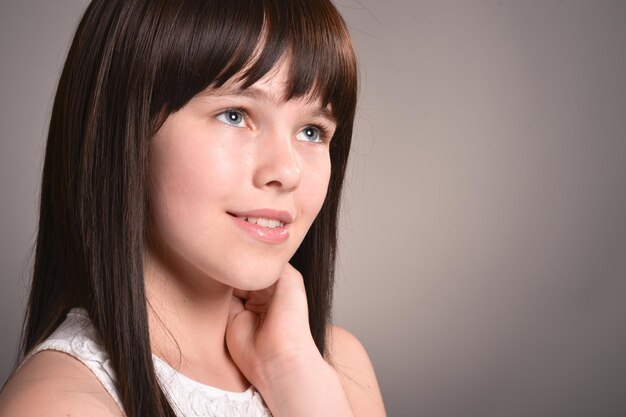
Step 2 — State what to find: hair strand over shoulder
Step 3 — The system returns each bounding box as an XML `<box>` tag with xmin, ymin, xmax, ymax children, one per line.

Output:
<box><xmin>19</xmin><ymin>1</ymin><xmax>357</xmax><ymax>416</ymax></box>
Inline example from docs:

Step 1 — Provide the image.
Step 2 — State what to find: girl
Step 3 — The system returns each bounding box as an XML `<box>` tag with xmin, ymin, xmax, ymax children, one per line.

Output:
<box><xmin>0</xmin><ymin>1</ymin><xmax>385</xmax><ymax>416</ymax></box>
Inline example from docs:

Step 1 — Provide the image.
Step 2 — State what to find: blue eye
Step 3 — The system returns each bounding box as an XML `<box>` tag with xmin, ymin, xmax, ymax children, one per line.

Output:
<box><xmin>216</xmin><ymin>110</ymin><xmax>246</xmax><ymax>127</ymax></box>
<box><xmin>296</xmin><ymin>126</ymin><xmax>323</xmax><ymax>143</ymax></box>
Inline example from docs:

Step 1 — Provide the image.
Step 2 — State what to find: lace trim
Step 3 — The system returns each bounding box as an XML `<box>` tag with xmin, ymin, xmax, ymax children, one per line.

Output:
<box><xmin>153</xmin><ymin>355</ymin><xmax>271</xmax><ymax>417</ymax></box>
<box><xmin>28</xmin><ymin>308</ymin><xmax>273</xmax><ymax>417</ymax></box>
<box><xmin>26</xmin><ymin>309</ymin><xmax>124</xmax><ymax>412</ymax></box>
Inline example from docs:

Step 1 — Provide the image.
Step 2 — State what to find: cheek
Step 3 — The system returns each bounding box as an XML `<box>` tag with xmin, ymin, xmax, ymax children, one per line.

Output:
<box><xmin>148</xmin><ymin>134</ymin><xmax>246</xmax><ymax>250</ymax></box>
<box><xmin>299</xmin><ymin>153</ymin><xmax>332</xmax><ymax>219</ymax></box>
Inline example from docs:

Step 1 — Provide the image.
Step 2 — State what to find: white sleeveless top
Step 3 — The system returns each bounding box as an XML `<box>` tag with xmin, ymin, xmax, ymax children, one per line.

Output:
<box><xmin>27</xmin><ymin>308</ymin><xmax>272</xmax><ymax>417</ymax></box>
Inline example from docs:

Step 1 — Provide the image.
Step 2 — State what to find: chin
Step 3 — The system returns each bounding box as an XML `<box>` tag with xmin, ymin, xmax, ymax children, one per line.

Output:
<box><xmin>224</xmin><ymin>266</ymin><xmax>285</xmax><ymax>291</ymax></box>
<box><xmin>198</xmin><ymin>256</ymin><xmax>288</xmax><ymax>292</ymax></box>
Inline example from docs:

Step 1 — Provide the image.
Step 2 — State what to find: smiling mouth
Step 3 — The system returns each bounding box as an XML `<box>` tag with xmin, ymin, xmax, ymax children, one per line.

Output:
<box><xmin>228</xmin><ymin>211</ymin><xmax>290</xmax><ymax>244</ymax></box>
<box><xmin>236</xmin><ymin>216</ymin><xmax>285</xmax><ymax>229</ymax></box>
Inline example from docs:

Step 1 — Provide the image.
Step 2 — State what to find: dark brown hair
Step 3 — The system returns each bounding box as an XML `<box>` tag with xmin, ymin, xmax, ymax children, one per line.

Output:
<box><xmin>19</xmin><ymin>0</ymin><xmax>357</xmax><ymax>416</ymax></box>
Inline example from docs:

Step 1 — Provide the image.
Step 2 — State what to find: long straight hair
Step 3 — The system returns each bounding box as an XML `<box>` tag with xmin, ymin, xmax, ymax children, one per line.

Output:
<box><xmin>19</xmin><ymin>0</ymin><xmax>357</xmax><ymax>416</ymax></box>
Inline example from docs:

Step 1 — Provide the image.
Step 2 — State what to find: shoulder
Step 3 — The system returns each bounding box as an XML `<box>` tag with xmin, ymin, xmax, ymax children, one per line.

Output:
<box><xmin>328</xmin><ymin>325</ymin><xmax>387</xmax><ymax>417</ymax></box>
<box><xmin>0</xmin><ymin>350</ymin><xmax>124</xmax><ymax>417</ymax></box>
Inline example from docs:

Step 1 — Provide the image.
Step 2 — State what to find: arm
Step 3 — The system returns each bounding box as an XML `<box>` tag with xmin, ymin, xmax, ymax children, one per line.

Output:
<box><xmin>0</xmin><ymin>351</ymin><xmax>124</xmax><ymax>417</ymax></box>
<box><xmin>226</xmin><ymin>264</ymin><xmax>386</xmax><ymax>417</ymax></box>
<box><xmin>329</xmin><ymin>326</ymin><xmax>387</xmax><ymax>417</ymax></box>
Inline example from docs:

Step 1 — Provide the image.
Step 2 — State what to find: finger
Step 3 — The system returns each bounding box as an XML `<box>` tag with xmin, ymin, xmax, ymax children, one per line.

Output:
<box><xmin>226</xmin><ymin>309</ymin><xmax>258</xmax><ymax>360</ymax></box>
<box><xmin>228</xmin><ymin>293</ymin><xmax>245</xmax><ymax>321</ymax></box>
<box><xmin>265</xmin><ymin>264</ymin><xmax>309</xmax><ymax>322</ymax></box>
<box><xmin>232</xmin><ymin>288</ymin><xmax>249</xmax><ymax>301</ymax></box>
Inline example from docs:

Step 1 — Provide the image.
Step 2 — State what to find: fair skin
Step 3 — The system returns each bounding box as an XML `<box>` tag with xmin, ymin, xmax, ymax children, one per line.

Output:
<box><xmin>0</xmin><ymin>62</ymin><xmax>386</xmax><ymax>417</ymax></box>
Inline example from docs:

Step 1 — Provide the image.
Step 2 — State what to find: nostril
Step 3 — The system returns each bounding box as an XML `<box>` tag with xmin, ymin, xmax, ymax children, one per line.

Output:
<box><xmin>265</xmin><ymin>180</ymin><xmax>282</xmax><ymax>188</ymax></box>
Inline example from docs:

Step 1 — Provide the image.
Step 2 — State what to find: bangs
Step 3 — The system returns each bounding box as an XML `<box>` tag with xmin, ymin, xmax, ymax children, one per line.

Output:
<box><xmin>151</xmin><ymin>0</ymin><xmax>357</xmax><ymax>129</ymax></box>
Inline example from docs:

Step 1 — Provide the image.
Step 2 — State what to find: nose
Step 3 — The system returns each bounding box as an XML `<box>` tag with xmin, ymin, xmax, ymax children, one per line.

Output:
<box><xmin>252</xmin><ymin>131</ymin><xmax>302</xmax><ymax>192</ymax></box>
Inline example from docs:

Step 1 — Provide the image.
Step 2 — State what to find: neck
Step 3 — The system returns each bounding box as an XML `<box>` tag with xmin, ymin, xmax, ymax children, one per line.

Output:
<box><xmin>143</xmin><ymin>247</ymin><xmax>249</xmax><ymax>391</ymax></box>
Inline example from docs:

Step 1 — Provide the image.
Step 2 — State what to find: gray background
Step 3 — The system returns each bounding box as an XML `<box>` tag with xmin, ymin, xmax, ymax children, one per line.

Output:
<box><xmin>1</xmin><ymin>1</ymin><xmax>626</xmax><ymax>416</ymax></box>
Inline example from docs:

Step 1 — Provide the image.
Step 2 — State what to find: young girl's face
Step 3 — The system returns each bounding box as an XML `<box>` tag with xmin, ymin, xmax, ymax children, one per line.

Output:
<box><xmin>146</xmin><ymin>61</ymin><xmax>336</xmax><ymax>291</ymax></box>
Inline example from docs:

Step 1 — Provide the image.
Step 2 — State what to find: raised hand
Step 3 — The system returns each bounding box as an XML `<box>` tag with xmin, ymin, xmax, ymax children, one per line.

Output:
<box><xmin>226</xmin><ymin>263</ymin><xmax>320</xmax><ymax>388</ymax></box>
<box><xmin>226</xmin><ymin>263</ymin><xmax>355</xmax><ymax>417</ymax></box>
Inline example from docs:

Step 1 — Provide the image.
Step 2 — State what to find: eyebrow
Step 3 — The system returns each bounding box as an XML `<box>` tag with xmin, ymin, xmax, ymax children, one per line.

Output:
<box><xmin>209</xmin><ymin>85</ymin><xmax>337</xmax><ymax>124</ymax></box>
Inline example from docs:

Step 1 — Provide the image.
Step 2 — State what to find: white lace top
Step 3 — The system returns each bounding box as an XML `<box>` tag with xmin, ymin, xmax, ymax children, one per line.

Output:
<box><xmin>27</xmin><ymin>308</ymin><xmax>272</xmax><ymax>417</ymax></box>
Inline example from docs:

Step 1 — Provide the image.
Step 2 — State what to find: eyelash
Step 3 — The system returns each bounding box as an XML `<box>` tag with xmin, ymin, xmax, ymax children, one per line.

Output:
<box><xmin>297</xmin><ymin>124</ymin><xmax>331</xmax><ymax>144</ymax></box>
<box><xmin>215</xmin><ymin>108</ymin><xmax>249</xmax><ymax>128</ymax></box>
<box><xmin>215</xmin><ymin>108</ymin><xmax>333</xmax><ymax>144</ymax></box>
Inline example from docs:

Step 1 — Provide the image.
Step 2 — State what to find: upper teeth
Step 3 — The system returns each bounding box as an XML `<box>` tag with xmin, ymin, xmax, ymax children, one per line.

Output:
<box><xmin>242</xmin><ymin>217</ymin><xmax>285</xmax><ymax>228</ymax></box>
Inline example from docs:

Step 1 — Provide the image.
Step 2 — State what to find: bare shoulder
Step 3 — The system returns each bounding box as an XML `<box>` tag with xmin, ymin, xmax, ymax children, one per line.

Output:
<box><xmin>328</xmin><ymin>325</ymin><xmax>387</xmax><ymax>417</ymax></box>
<box><xmin>0</xmin><ymin>350</ymin><xmax>123</xmax><ymax>417</ymax></box>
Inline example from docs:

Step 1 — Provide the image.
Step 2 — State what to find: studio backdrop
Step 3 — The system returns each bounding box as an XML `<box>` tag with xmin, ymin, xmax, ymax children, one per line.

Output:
<box><xmin>2</xmin><ymin>1</ymin><xmax>626</xmax><ymax>416</ymax></box>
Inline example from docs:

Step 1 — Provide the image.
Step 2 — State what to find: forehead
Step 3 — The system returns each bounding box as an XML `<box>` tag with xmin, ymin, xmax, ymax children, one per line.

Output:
<box><xmin>199</xmin><ymin>61</ymin><xmax>336</xmax><ymax>121</ymax></box>
<box><xmin>212</xmin><ymin>61</ymin><xmax>291</xmax><ymax>102</ymax></box>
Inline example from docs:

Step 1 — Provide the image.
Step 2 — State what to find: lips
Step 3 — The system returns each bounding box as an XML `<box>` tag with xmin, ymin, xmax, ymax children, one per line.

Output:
<box><xmin>228</xmin><ymin>209</ymin><xmax>292</xmax><ymax>244</ymax></box>
<box><xmin>227</xmin><ymin>209</ymin><xmax>293</xmax><ymax>225</ymax></box>
<box><xmin>237</xmin><ymin>216</ymin><xmax>285</xmax><ymax>229</ymax></box>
